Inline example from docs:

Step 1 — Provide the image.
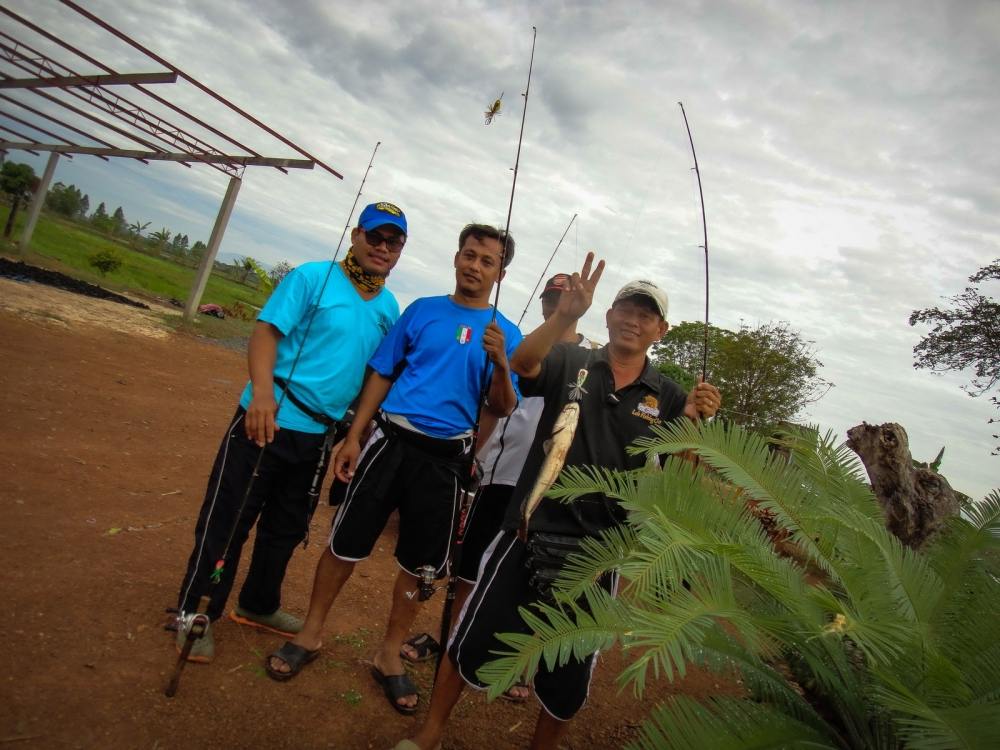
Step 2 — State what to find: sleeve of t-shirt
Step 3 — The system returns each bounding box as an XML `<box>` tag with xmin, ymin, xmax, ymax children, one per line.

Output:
<box><xmin>660</xmin><ymin>378</ymin><xmax>688</xmax><ymax>423</ymax></box>
<box><xmin>518</xmin><ymin>341</ymin><xmax>572</xmax><ymax>398</ymax></box>
<box><xmin>368</xmin><ymin>298</ymin><xmax>418</xmax><ymax>379</ymax></box>
<box><xmin>256</xmin><ymin>265</ymin><xmax>317</xmax><ymax>336</ymax></box>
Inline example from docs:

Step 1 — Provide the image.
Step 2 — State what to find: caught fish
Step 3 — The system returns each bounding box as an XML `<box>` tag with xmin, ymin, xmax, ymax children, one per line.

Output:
<box><xmin>484</xmin><ymin>91</ymin><xmax>504</xmax><ymax>125</ymax></box>
<box><xmin>518</xmin><ymin>401</ymin><xmax>580</xmax><ymax>541</ymax></box>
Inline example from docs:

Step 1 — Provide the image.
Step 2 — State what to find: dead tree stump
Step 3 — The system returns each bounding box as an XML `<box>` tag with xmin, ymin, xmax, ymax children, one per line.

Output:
<box><xmin>846</xmin><ymin>422</ymin><xmax>959</xmax><ymax>549</ymax></box>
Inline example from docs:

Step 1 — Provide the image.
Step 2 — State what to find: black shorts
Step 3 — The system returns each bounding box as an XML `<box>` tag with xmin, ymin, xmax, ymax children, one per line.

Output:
<box><xmin>457</xmin><ymin>484</ymin><xmax>515</xmax><ymax>583</ymax></box>
<box><xmin>330</xmin><ymin>420</ymin><xmax>471</xmax><ymax>577</ymax></box>
<box><xmin>449</xmin><ymin>530</ymin><xmax>613</xmax><ymax>721</ymax></box>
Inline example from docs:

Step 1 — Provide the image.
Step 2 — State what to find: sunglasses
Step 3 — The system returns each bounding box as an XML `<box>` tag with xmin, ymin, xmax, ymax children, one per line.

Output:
<box><xmin>363</xmin><ymin>228</ymin><xmax>405</xmax><ymax>253</ymax></box>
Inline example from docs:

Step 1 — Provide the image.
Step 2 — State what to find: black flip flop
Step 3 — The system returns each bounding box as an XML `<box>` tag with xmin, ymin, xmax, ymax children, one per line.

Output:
<box><xmin>371</xmin><ymin>665</ymin><xmax>419</xmax><ymax>715</ymax></box>
<box><xmin>400</xmin><ymin>632</ymin><xmax>441</xmax><ymax>664</ymax></box>
<box><xmin>265</xmin><ymin>641</ymin><xmax>320</xmax><ymax>682</ymax></box>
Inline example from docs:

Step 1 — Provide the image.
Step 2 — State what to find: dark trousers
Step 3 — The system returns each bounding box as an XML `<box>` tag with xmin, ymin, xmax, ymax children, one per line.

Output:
<box><xmin>177</xmin><ymin>407</ymin><xmax>328</xmax><ymax>620</ymax></box>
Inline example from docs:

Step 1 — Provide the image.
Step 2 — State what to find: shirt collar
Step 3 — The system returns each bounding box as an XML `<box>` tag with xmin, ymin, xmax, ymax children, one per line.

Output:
<box><xmin>594</xmin><ymin>345</ymin><xmax>662</xmax><ymax>393</ymax></box>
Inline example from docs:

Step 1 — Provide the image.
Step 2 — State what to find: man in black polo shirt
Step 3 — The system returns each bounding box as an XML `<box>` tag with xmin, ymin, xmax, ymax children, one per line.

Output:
<box><xmin>394</xmin><ymin>254</ymin><xmax>721</xmax><ymax>750</ymax></box>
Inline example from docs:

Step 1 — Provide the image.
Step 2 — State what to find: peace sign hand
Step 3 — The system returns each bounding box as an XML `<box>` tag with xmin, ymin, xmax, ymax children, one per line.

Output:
<box><xmin>556</xmin><ymin>252</ymin><xmax>606</xmax><ymax>322</ymax></box>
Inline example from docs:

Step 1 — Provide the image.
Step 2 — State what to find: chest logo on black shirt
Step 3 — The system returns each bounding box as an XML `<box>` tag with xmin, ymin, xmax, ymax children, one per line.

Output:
<box><xmin>633</xmin><ymin>395</ymin><xmax>661</xmax><ymax>423</ymax></box>
<box><xmin>456</xmin><ymin>324</ymin><xmax>473</xmax><ymax>344</ymax></box>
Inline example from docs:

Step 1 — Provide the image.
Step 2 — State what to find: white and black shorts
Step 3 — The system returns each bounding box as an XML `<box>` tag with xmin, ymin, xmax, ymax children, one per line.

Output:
<box><xmin>329</xmin><ymin>420</ymin><xmax>471</xmax><ymax>577</ymax></box>
<box><xmin>456</xmin><ymin>483</ymin><xmax>516</xmax><ymax>583</ymax></box>
<box><xmin>448</xmin><ymin>529</ymin><xmax>612</xmax><ymax>721</ymax></box>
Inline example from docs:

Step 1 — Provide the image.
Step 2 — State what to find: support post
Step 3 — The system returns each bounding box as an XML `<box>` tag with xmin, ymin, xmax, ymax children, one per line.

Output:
<box><xmin>183</xmin><ymin>175</ymin><xmax>241</xmax><ymax>321</ymax></box>
<box><xmin>19</xmin><ymin>151</ymin><xmax>59</xmax><ymax>254</ymax></box>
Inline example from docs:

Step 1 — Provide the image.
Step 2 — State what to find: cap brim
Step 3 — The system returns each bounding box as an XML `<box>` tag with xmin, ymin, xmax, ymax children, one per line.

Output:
<box><xmin>361</xmin><ymin>216</ymin><xmax>407</xmax><ymax>235</ymax></box>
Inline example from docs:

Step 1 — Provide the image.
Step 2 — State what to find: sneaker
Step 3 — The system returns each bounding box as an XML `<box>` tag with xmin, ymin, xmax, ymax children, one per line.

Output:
<box><xmin>229</xmin><ymin>606</ymin><xmax>303</xmax><ymax>637</ymax></box>
<box><xmin>175</xmin><ymin>620</ymin><xmax>214</xmax><ymax>663</ymax></box>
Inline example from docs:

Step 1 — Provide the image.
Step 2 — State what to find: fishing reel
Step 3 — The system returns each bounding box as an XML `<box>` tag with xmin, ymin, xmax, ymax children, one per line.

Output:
<box><xmin>173</xmin><ymin>609</ymin><xmax>211</xmax><ymax>640</ymax></box>
<box><xmin>405</xmin><ymin>565</ymin><xmax>439</xmax><ymax>601</ymax></box>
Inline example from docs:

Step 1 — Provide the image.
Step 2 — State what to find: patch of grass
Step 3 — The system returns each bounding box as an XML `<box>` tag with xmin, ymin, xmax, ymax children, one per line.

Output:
<box><xmin>331</xmin><ymin>627</ymin><xmax>371</xmax><ymax>651</ymax></box>
<box><xmin>1</xmin><ymin>205</ymin><xmax>269</xmax><ymax>311</ymax></box>
<box><xmin>341</xmin><ymin>689</ymin><xmax>363</xmax><ymax>706</ymax></box>
<box><xmin>162</xmin><ymin>312</ymin><xmax>255</xmax><ymax>343</ymax></box>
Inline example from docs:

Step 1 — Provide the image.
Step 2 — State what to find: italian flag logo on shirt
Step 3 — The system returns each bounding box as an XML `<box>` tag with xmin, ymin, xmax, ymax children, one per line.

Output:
<box><xmin>456</xmin><ymin>324</ymin><xmax>472</xmax><ymax>344</ymax></box>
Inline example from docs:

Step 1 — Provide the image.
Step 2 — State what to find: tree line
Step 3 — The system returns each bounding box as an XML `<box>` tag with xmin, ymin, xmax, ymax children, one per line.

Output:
<box><xmin>0</xmin><ymin>159</ymin><xmax>294</xmax><ymax>288</ymax></box>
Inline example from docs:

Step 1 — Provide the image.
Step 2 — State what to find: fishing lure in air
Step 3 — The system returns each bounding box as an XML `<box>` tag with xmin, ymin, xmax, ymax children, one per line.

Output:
<box><xmin>484</xmin><ymin>92</ymin><xmax>504</xmax><ymax>124</ymax></box>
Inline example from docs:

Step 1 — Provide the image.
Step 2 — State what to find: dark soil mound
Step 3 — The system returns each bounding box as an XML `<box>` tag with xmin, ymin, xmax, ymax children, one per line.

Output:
<box><xmin>0</xmin><ymin>258</ymin><xmax>149</xmax><ymax>310</ymax></box>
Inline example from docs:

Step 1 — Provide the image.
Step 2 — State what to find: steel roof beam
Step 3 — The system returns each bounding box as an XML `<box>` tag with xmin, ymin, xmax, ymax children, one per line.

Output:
<box><xmin>0</xmin><ymin>71</ymin><xmax>177</xmax><ymax>89</ymax></box>
<box><xmin>58</xmin><ymin>0</ymin><xmax>343</xmax><ymax>179</ymax></box>
<box><xmin>1</xmin><ymin>10</ymin><xmax>291</xmax><ymax>176</ymax></box>
<box><xmin>0</xmin><ymin>141</ymin><xmax>316</xmax><ymax>168</ymax></box>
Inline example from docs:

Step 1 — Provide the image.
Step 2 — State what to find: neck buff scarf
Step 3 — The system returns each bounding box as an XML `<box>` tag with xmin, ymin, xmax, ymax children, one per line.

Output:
<box><xmin>342</xmin><ymin>248</ymin><xmax>385</xmax><ymax>293</ymax></box>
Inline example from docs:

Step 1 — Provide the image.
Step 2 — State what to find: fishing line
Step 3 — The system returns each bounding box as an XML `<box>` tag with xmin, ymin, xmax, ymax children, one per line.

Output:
<box><xmin>516</xmin><ymin>213</ymin><xmax>577</xmax><ymax>327</ymax></box>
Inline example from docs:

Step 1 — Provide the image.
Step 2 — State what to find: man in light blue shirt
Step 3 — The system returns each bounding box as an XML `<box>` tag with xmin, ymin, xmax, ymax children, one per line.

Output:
<box><xmin>174</xmin><ymin>202</ymin><xmax>407</xmax><ymax>664</ymax></box>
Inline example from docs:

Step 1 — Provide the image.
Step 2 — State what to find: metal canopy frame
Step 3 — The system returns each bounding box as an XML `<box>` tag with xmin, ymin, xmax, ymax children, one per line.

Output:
<box><xmin>1</xmin><ymin>0</ymin><xmax>344</xmax><ymax>320</ymax></box>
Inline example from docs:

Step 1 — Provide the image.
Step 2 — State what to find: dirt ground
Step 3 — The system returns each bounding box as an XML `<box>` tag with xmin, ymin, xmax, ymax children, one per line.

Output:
<box><xmin>0</xmin><ymin>275</ymin><xmax>723</xmax><ymax>749</ymax></box>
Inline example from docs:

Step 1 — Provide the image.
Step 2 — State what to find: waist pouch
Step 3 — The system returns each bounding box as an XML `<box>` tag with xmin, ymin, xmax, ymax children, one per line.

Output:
<box><xmin>524</xmin><ymin>532</ymin><xmax>584</xmax><ymax>602</ymax></box>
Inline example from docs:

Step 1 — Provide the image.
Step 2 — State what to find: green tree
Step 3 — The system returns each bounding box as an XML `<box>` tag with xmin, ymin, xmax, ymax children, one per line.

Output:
<box><xmin>148</xmin><ymin>227</ymin><xmax>171</xmax><ymax>250</ymax></box>
<box><xmin>269</xmin><ymin>260</ymin><xmax>294</xmax><ymax>287</ymax></box>
<box><xmin>170</xmin><ymin>233</ymin><xmax>189</xmax><ymax>255</ymax></box>
<box><xmin>653</xmin><ymin>321</ymin><xmax>831</xmax><ymax>431</ymax></box>
<box><xmin>1</xmin><ymin>161</ymin><xmax>38</xmax><ymax>238</ymax></box>
<box><xmin>910</xmin><ymin>259</ymin><xmax>1000</xmax><ymax>453</ymax></box>
<box><xmin>88</xmin><ymin>249</ymin><xmax>123</xmax><ymax>277</ymax></box>
<box><xmin>45</xmin><ymin>182</ymin><xmax>84</xmax><ymax>217</ymax></box>
<box><xmin>481</xmin><ymin>419</ymin><xmax>1000</xmax><ymax>748</ymax></box>
<box><xmin>190</xmin><ymin>240</ymin><xmax>207</xmax><ymax>263</ymax></box>
<box><xmin>91</xmin><ymin>202</ymin><xmax>114</xmax><ymax>234</ymax></box>
<box><xmin>111</xmin><ymin>206</ymin><xmax>127</xmax><ymax>236</ymax></box>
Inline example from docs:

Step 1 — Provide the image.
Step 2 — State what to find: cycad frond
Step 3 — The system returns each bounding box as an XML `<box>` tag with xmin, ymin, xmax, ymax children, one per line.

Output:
<box><xmin>476</xmin><ymin>585</ymin><xmax>627</xmax><ymax>700</ymax></box>
<box><xmin>875</xmin><ymin>675</ymin><xmax>1000</xmax><ymax>749</ymax></box>
<box><xmin>555</xmin><ymin>524</ymin><xmax>640</xmax><ymax>596</ymax></box>
<box><xmin>632</xmin><ymin>419</ymin><xmax>835</xmax><ymax>578</ymax></box>
<box><xmin>626</xmin><ymin>696</ymin><xmax>841</xmax><ymax>750</ymax></box>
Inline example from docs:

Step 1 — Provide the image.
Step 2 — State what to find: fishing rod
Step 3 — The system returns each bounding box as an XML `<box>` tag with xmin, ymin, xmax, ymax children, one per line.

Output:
<box><xmin>516</xmin><ymin>213</ymin><xmax>577</xmax><ymax>327</ymax></box>
<box><xmin>436</xmin><ymin>26</ymin><xmax>538</xmax><ymax>674</ymax></box>
<box><xmin>678</xmin><ymin>102</ymin><xmax>710</xmax><ymax>381</ymax></box>
<box><xmin>167</xmin><ymin>141</ymin><xmax>382</xmax><ymax>697</ymax></box>
<box><xmin>483</xmin><ymin>212</ymin><xmax>578</xmax><ymax>515</ymax></box>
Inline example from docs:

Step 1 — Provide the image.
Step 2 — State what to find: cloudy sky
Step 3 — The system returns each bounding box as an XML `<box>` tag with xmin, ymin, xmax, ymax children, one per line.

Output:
<box><xmin>5</xmin><ymin>0</ymin><xmax>998</xmax><ymax>501</ymax></box>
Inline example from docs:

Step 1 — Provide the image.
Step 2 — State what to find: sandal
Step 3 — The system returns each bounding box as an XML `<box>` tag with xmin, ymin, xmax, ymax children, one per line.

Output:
<box><xmin>265</xmin><ymin>641</ymin><xmax>320</xmax><ymax>682</ymax></box>
<box><xmin>500</xmin><ymin>679</ymin><xmax>531</xmax><ymax>703</ymax></box>
<box><xmin>371</xmin><ymin>665</ymin><xmax>419</xmax><ymax>715</ymax></box>
<box><xmin>400</xmin><ymin>632</ymin><xmax>440</xmax><ymax>664</ymax></box>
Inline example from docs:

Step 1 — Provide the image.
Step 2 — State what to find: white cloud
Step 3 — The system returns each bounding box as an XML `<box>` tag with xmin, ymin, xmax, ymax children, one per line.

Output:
<box><xmin>5</xmin><ymin>0</ymin><xmax>997</xmax><ymax>499</ymax></box>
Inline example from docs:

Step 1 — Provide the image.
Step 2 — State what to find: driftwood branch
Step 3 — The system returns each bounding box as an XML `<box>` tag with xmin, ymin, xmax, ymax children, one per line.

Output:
<box><xmin>847</xmin><ymin>422</ymin><xmax>959</xmax><ymax>549</ymax></box>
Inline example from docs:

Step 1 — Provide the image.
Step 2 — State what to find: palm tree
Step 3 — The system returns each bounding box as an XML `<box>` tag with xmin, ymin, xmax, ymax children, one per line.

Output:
<box><xmin>128</xmin><ymin>220</ymin><xmax>150</xmax><ymax>237</ymax></box>
<box><xmin>149</xmin><ymin>228</ymin><xmax>171</xmax><ymax>250</ymax></box>
<box><xmin>479</xmin><ymin>420</ymin><xmax>1000</xmax><ymax>748</ymax></box>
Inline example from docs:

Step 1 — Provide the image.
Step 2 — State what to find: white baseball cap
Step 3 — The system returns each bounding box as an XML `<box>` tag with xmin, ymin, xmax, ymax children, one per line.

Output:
<box><xmin>613</xmin><ymin>280</ymin><xmax>669</xmax><ymax>319</ymax></box>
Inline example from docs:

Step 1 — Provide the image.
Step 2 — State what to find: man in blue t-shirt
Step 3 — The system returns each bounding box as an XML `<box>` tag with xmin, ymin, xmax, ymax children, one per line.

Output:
<box><xmin>173</xmin><ymin>202</ymin><xmax>407</xmax><ymax>664</ymax></box>
<box><xmin>264</xmin><ymin>224</ymin><xmax>521</xmax><ymax>716</ymax></box>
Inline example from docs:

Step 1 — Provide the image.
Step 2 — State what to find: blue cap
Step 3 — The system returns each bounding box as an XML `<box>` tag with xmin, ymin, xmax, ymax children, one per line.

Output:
<box><xmin>358</xmin><ymin>202</ymin><xmax>407</xmax><ymax>236</ymax></box>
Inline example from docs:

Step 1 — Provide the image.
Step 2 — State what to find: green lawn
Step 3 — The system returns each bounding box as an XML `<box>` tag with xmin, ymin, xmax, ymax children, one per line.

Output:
<box><xmin>1</xmin><ymin>204</ymin><xmax>268</xmax><ymax>312</ymax></box>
